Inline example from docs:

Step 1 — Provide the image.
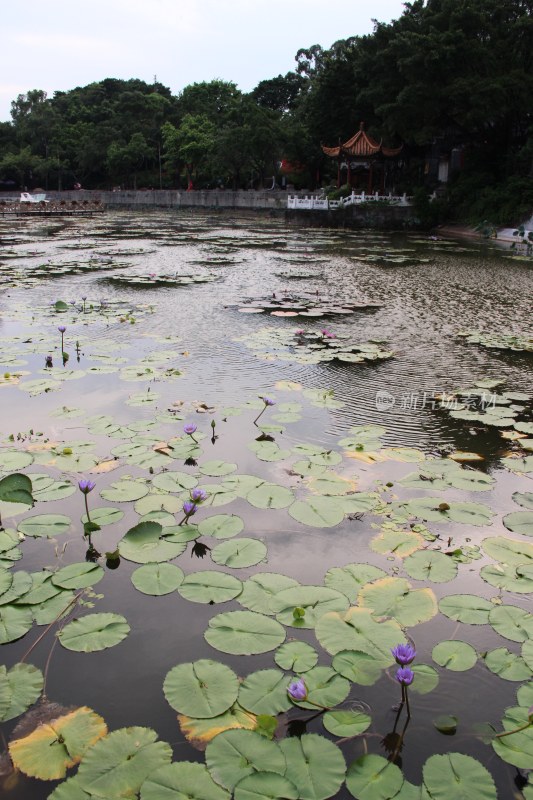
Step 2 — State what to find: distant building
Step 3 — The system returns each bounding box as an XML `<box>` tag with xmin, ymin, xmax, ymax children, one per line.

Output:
<box><xmin>322</xmin><ymin>122</ymin><xmax>403</xmax><ymax>192</ymax></box>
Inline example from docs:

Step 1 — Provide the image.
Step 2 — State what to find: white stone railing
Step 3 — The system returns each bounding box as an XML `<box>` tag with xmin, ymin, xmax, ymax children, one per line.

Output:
<box><xmin>287</xmin><ymin>191</ymin><xmax>412</xmax><ymax>210</ymax></box>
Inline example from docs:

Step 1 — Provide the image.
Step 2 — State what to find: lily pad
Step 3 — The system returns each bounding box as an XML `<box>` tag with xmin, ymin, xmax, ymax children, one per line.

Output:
<box><xmin>18</xmin><ymin>514</ymin><xmax>71</xmax><ymax>538</ymax></box>
<box><xmin>205</xmin><ymin>611</ymin><xmax>285</xmax><ymax>655</ymax></box>
<box><xmin>279</xmin><ymin>733</ymin><xmax>346</xmax><ymax>800</ymax></box>
<box><xmin>422</xmin><ymin>752</ymin><xmax>497</xmax><ymax>799</ymax></box>
<box><xmin>58</xmin><ymin>613</ymin><xmax>130</xmax><ymax>652</ymax></box>
<box><xmin>346</xmin><ymin>754</ymin><xmax>403</xmax><ymax>800</ymax></box>
<box><xmin>403</xmin><ymin>550</ymin><xmax>458</xmax><ymax>583</ymax></box>
<box><xmin>131</xmin><ymin>563</ymin><xmax>184</xmax><ymax>595</ymax></box>
<box><xmin>483</xmin><ymin>648</ymin><xmax>532</xmax><ymax>681</ymax></box>
<box><xmin>271</xmin><ymin>585</ymin><xmax>349</xmax><ymax>628</ymax></box>
<box><xmin>197</xmin><ymin>514</ymin><xmax>244</xmax><ymax>539</ymax></box>
<box><xmin>316</xmin><ymin>607</ymin><xmax>406</xmax><ymax>662</ymax></box>
<box><xmin>206</xmin><ymin>730</ymin><xmax>286</xmax><ymax>792</ymax></box>
<box><xmin>178</xmin><ymin>571</ymin><xmax>243</xmax><ymax>604</ymax></box>
<box><xmin>238</xmin><ymin>669</ymin><xmax>292</xmax><ymax>715</ymax></box>
<box><xmin>288</xmin><ymin>496</ymin><xmax>345</xmax><ymax>528</ymax></box>
<box><xmin>358</xmin><ymin>577</ymin><xmax>438</xmax><ymax>627</ymax></box>
<box><xmin>163</xmin><ymin>660</ymin><xmax>239</xmax><ymax>718</ymax></box>
<box><xmin>274</xmin><ymin>642</ymin><xmax>318</xmax><ymax>673</ymax></box>
<box><xmin>76</xmin><ymin>726</ymin><xmax>172</xmax><ymax>797</ymax></box>
<box><xmin>141</xmin><ymin>761</ymin><xmax>230</xmax><ymax>800</ymax></box>
<box><xmin>211</xmin><ymin>538</ymin><xmax>267</xmax><ymax>569</ymax></box>
<box><xmin>432</xmin><ymin>640</ymin><xmax>477</xmax><ymax>671</ymax></box>
<box><xmin>234</xmin><ymin>772</ymin><xmax>298</xmax><ymax>800</ymax></box>
<box><xmin>324</xmin><ymin>563</ymin><xmax>387</xmax><ymax>602</ymax></box>
<box><xmin>503</xmin><ymin>511</ymin><xmax>533</xmax><ymax>537</ymax></box>
<box><xmin>439</xmin><ymin>594</ymin><xmax>492</xmax><ymax>625</ymax></box>
<box><xmin>9</xmin><ymin>706</ymin><xmax>107</xmax><ymax>780</ymax></box>
<box><xmin>489</xmin><ymin>605</ymin><xmax>533</xmax><ymax>642</ymax></box>
<box><xmin>0</xmin><ymin>663</ymin><xmax>44</xmax><ymax>722</ymax></box>
<box><xmin>238</xmin><ymin>573</ymin><xmax>300</xmax><ymax>614</ymax></box>
<box><xmin>51</xmin><ymin>563</ymin><xmax>104</xmax><ymax>590</ymax></box>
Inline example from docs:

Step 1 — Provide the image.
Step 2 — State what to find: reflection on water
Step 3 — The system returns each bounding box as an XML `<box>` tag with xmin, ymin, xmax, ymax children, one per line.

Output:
<box><xmin>0</xmin><ymin>211</ymin><xmax>531</xmax><ymax>798</ymax></box>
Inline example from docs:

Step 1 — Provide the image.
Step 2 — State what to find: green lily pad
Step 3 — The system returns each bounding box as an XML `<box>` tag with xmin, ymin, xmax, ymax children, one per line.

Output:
<box><xmin>358</xmin><ymin>577</ymin><xmax>437</xmax><ymax>627</ymax></box>
<box><xmin>513</xmin><ymin>491</ymin><xmax>533</xmax><ymax>510</ymax></box>
<box><xmin>9</xmin><ymin>706</ymin><xmax>108</xmax><ymax>780</ymax></box>
<box><xmin>197</xmin><ymin>514</ymin><xmax>244</xmax><ymax>539</ymax></box>
<box><xmin>118</xmin><ymin>521</ymin><xmax>186</xmax><ymax>563</ymax></box>
<box><xmin>290</xmin><ymin>665</ymin><xmax>350</xmax><ymax>710</ymax></box>
<box><xmin>323</xmin><ymin>709</ymin><xmax>371</xmax><ymax>737</ymax></box>
<box><xmin>503</xmin><ymin>511</ymin><xmax>533</xmax><ymax>537</ymax></box>
<box><xmin>0</xmin><ymin>450</ymin><xmax>34</xmax><ymax>471</ymax></box>
<box><xmin>409</xmin><ymin>664</ymin><xmax>439</xmax><ymax>695</ymax></box>
<box><xmin>346</xmin><ymin>754</ymin><xmax>403</xmax><ymax>800</ymax></box>
<box><xmin>238</xmin><ymin>669</ymin><xmax>292</xmax><ymax>715</ymax></box>
<box><xmin>211</xmin><ymin>538</ymin><xmax>267</xmax><ymax>569</ymax></box>
<box><xmin>482</xmin><ymin>536</ymin><xmax>533</xmax><ymax>565</ymax></box>
<box><xmin>76</xmin><ymin>726</ymin><xmax>172</xmax><ymax>797</ymax></box>
<box><xmin>52</xmin><ymin>563</ymin><xmax>104</xmax><ymax>590</ymax></box>
<box><xmin>0</xmin><ymin>605</ymin><xmax>33</xmax><ymax>643</ymax></box>
<box><xmin>316</xmin><ymin>607</ymin><xmax>405</xmax><ymax>662</ymax></box>
<box><xmin>489</xmin><ymin>605</ymin><xmax>533</xmax><ymax>642</ymax></box>
<box><xmin>432</xmin><ymin>640</ymin><xmax>478</xmax><ymax>671</ymax></box>
<box><xmin>206</xmin><ymin>730</ymin><xmax>286</xmax><ymax>792</ymax></box>
<box><xmin>332</xmin><ymin>650</ymin><xmax>387</xmax><ymax>686</ymax></box>
<box><xmin>100</xmin><ymin>479</ymin><xmax>150</xmax><ymax>502</ymax></box>
<box><xmin>233</xmin><ymin>772</ymin><xmax>298</xmax><ymax>800</ymax></box>
<box><xmin>274</xmin><ymin>642</ymin><xmax>318</xmax><ymax>673</ymax></box>
<box><xmin>246</xmin><ymin>482</ymin><xmax>294</xmax><ymax>509</ymax></box>
<box><xmin>481</xmin><ymin>562</ymin><xmax>533</xmax><ymax>593</ymax></box>
<box><xmin>398</xmin><ymin>497</ymin><xmax>494</xmax><ymax>526</ymax></box>
<box><xmin>141</xmin><ymin>762</ymin><xmax>230</xmax><ymax>800</ymax></box>
<box><xmin>0</xmin><ymin>473</ymin><xmax>34</xmax><ymax>505</ymax></box>
<box><xmin>81</xmin><ymin>507</ymin><xmax>124</xmax><ymax>527</ymax></box>
<box><xmin>279</xmin><ymin>734</ymin><xmax>346</xmax><ymax>800</ymax></box>
<box><xmin>151</xmin><ymin>472</ymin><xmax>198</xmax><ymax>492</ymax></box>
<box><xmin>271</xmin><ymin>585</ymin><xmax>349</xmax><ymax>628</ymax></box>
<box><xmin>238</xmin><ymin>573</ymin><xmax>300</xmax><ymax>614</ymax></box>
<box><xmin>178</xmin><ymin>571</ymin><xmax>243</xmax><ymax>604</ymax></box>
<box><xmin>324</xmin><ymin>563</ymin><xmax>387</xmax><ymax>602</ymax></box>
<box><xmin>58</xmin><ymin>612</ymin><xmax>130</xmax><ymax>652</ymax></box>
<box><xmin>131</xmin><ymin>563</ymin><xmax>184</xmax><ymax>595</ymax></box>
<box><xmin>0</xmin><ymin>663</ymin><xmax>44</xmax><ymax>722</ymax></box>
<box><xmin>422</xmin><ymin>752</ymin><xmax>497</xmax><ymax>799</ymax></box>
<box><xmin>199</xmin><ymin>461</ymin><xmax>237</xmax><ymax>477</ymax></box>
<box><xmin>439</xmin><ymin>594</ymin><xmax>493</xmax><ymax>624</ymax></box>
<box><xmin>205</xmin><ymin>611</ymin><xmax>285</xmax><ymax>655</ymax></box>
<box><xmin>483</xmin><ymin>647</ymin><xmax>532</xmax><ymax>681</ymax></box>
<box><xmin>403</xmin><ymin>550</ymin><xmax>458</xmax><ymax>583</ymax></box>
<box><xmin>492</xmin><ymin>705</ymin><xmax>533</xmax><ymax>769</ymax></box>
<box><xmin>163</xmin><ymin>660</ymin><xmax>239</xmax><ymax>718</ymax></box>
<box><xmin>288</xmin><ymin>496</ymin><xmax>345</xmax><ymax>528</ymax></box>
<box><xmin>18</xmin><ymin>514</ymin><xmax>71</xmax><ymax>538</ymax></box>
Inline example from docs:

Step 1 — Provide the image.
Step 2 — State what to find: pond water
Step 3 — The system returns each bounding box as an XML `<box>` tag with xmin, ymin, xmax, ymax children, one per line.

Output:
<box><xmin>0</xmin><ymin>210</ymin><xmax>532</xmax><ymax>800</ymax></box>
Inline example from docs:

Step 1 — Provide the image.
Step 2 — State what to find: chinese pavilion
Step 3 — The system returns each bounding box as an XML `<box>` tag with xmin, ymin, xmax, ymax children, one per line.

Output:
<box><xmin>322</xmin><ymin>122</ymin><xmax>403</xmax><ymax>192</ymax></box>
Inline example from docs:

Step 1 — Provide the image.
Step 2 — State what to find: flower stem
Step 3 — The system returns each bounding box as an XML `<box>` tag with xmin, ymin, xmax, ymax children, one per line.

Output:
<box><xmin>84</xmin><ymin>494</ymin><xmax>92</xmax><ymax>524</ymax></box>
<box><xmin>494</xmin><ymin>721</ymin><xmax>532</xmax><ymax>739</ymax></box>
<box><xmin>253</xmin><ymin>406</ymin><xmax>266</xmax><ymax>425</ymax></box>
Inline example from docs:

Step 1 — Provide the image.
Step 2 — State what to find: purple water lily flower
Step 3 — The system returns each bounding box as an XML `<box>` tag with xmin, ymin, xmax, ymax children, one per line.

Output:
<box><xmin>183</xmin><ymin>500</ymin><xmax>197</xmax><ymax>517</ymax></box>
<box><xmin>184</xmin><ymin>423</ymin><xmax>197</xmax><ymax>435</ymax></box>
<box><xmin>58</xmin><ymin>325</ymin><xmax>66</xmax><ymax>333</ymax></box>
<box><xmin>261</xmin><ymin>396</ymin><xmax>275</xmax><ymax>406</ymax></box>
<box><xmin>190</xmin><ymin>488</ymin><xmax>208</xmax><ymax>503</ymax></box>
<box><xmin>287</xmin><ymin>678</ymin><xmax>307</xmax><ymax>701</ymax></box>
<box><xmin>396</xmin><ymin>666</ymin><xmax>415</xmax><ymax>686</ymax></box>
<box><xmin>78</xmin><ymin>479</ymin><xmax>96</xmax><ymax>494</ymax></box>
<box><xmin>391</xmin><ymin>643</ymin><xmax>416</xmax><ymax>666</ymax></box>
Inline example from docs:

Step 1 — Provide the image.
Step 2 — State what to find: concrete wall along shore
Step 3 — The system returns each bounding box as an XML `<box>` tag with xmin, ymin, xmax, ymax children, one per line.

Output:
<box><xmin>8</xmin><ymin>189</ymin><xmax>416</xmax><ymax>228</ymax></box>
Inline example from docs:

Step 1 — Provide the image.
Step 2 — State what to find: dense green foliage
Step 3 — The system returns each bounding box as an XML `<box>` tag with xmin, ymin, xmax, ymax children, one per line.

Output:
<box><xmin>1</xmin><ymin>0</ymin><xmax>532</xmax><ymax>223</ymax></box>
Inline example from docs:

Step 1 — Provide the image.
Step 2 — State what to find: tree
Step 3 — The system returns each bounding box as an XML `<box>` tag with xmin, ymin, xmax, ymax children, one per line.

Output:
<box><xmin>162</xmin><ymin>116</ymin><xmax>216</xmax><ymax>188</ymax></box>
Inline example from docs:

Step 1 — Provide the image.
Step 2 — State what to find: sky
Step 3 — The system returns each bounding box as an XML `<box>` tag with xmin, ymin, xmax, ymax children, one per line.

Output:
<box><xmin>2</xmin><ymin>0</ymin><xmax>407</xmax><ymax>122</ymax></box>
